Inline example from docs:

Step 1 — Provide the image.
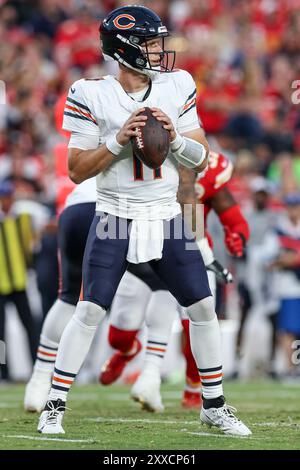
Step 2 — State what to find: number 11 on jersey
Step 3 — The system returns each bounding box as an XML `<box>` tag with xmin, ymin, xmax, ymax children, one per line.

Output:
<box><xmin>133</xmin><ymin>154</ymin><xmax>162</xmax><ymax>181</ymax></box>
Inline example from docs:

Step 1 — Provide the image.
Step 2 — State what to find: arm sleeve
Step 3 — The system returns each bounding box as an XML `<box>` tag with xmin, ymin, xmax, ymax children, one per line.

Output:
<box><xmin>177</xmin><ymin>71</ymin><xmax>201</xmax><ymax>134</ymax></box>
<box><xmin>219</xmin><ymin>204</ymin><xmax>250</xmax><ymax>241</ymax></box>
<box><xmin>62</xmin><ymin>80</ymin><xmax>101</xmax><ymax>137</ymax></box>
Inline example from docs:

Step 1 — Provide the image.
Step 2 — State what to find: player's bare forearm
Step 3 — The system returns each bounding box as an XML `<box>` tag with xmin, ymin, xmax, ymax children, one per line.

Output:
<box><xmin>178</xmin><ymin>165</ymin><xmax>202</xmax><ymax>235</ymax></box>
<box><xmin>210</xmin><ymin>186</ymin><xmax>237</xmax><ymax>214</ymax></box>
<box><xmin>68</xmin><ymin>146</ymin><xmax>115</xmax><ymax>184</ymax></box>
<box><xmin>178</xmin><ymin>165</ymin><xmax>197</xmax><ymax>205</ymax></box>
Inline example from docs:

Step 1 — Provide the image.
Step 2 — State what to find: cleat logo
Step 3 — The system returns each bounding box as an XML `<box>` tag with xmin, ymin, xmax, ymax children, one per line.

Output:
<box><xmin>113</xmin><ymin>14</ymin><xmax>136</xmax><ymax>30</ymax></box>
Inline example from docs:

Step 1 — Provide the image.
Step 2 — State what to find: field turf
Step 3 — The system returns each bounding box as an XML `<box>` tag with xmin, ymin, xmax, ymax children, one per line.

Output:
<box><xmin>0</xmin><ymin>380</ymin><xmax>299</xmax><ymax>450</ymax></box>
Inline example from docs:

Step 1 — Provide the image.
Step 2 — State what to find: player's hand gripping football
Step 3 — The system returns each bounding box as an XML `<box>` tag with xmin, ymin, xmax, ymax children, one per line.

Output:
<box><xmin>151</xmin><ymin>108</ymin><xmax>176</xmax><ymax>141</ymax></box>
<box><xmin>116</xmin><ymin>109</ymin><xmax>147</xmax><ymax>146</ymax></box>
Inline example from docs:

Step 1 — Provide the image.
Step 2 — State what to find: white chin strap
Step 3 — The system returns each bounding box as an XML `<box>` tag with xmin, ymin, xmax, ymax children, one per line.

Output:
<box><xmin>112</xmin><ymin>34</ymin><xmax>162</xmax><ymax>79</ymax></box>
<box><xmin>136</xmin><ymin>64</ymin><xmax>161</xmax><ymax>80</ymax></box>
<box><xmin>114</xmin><ymin>53</ymin><xmax>161</xmax><ymax>79</ymax></box>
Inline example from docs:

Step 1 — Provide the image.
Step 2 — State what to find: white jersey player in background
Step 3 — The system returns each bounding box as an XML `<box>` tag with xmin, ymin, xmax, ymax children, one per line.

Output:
<box><xmin>24</xmin><ymin>178</ymin><xmax>97</xmax><ymax>412</ymax></box>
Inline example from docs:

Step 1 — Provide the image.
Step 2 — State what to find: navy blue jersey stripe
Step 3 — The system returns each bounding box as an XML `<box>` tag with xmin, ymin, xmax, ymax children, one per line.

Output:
<box><xmin>54</xmin><ymin>367</ymin><xmax>76</xmax><ymax>378</ymax></box>
<box><xmin>186</xmin><ymin>89</ymin><xmax>196</xmax><ymax>102</ymax></box>
<box><xmin>147</xmin><ymin>340</ymin><xmax>168</xmax><ymax>346</ymax></box>
<box><xmin>66</xmin><ymin>96</ymin><xmax>92</xmax><ymax>113</ymax></box>
<box><xmin>153</xmin><ymin>167</ymin><xmax>162</xmax><ymax>179</ymax></box>
<box><xmin>198</xmin><ymin>366</ymin><xmax>222</xmax><ymax>373</ymax></box>
<box><xmin>133</xmin><ymin>155</ymin><xmax>143</xmax><ymax>180</ymax></box>
<box><xmin>64</xmin><ymin>111</ymin><xmax>97</xmax><ymax>125</ymax></box>
<box><xmin>201</xmin><ymin>380</ymin><xmax>223</xmax><ymax>387</ymax></box>
<box><xmin>146</xmin><ymin>352</ymin><xmax>164</xmax><ymax>358</ymax></box>
<box><xmin>37</xmin><ymin>357</ymin><xmax>56</xmax><ymax>363</ymax></box>
<box><xmin>51</xmin><ymin>384</ymin><xmax>70</xmax><ymax>392</ymax></box>
<box><xmin>39</xmin><ymin>343</ymin><xmax>58</xmax><ymax>351</ymax></box>
<box><xmin>179</xmin><ymin>102</ymin><xmax>196</xmax><ymax>118</ymax></box>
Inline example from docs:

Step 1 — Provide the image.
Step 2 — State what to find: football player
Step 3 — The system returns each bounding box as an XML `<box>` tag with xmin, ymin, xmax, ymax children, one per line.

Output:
<box><xmin>24</xmin><ymin>182</ymin><xmax>96</xmax><ymax>412</ymax></box>
<box><xmin>37</xmin><ymin>5</ymin><xmax>251</xmax><ymax>436</ymax></box>
<box><xmin>100</xmin><ymin>151</ymin><xmax>249</xmax><ymax>411</ymax></box>
<box><xmin>23</xmin><ymin>112</ymin><xmax>231</xmax><ymax>414</ymax></box>
<box><xmin>24</xmin><ymin>96</ymin><xmax>97</xmax><ymax>413</ymax></box>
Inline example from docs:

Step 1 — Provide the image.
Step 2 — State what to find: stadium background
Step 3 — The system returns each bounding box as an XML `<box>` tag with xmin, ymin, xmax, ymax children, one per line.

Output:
<box><xmin>0</xmin><ymin>0</ymin><xmax>300</xmax><ymax>387</ymax></box>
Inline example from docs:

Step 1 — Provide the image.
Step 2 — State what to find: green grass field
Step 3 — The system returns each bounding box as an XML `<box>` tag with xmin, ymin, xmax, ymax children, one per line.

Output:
<box><xmin>0</xmin><ymin>380</ymin><xmax>299</xmax><ymax>450</ymax></box>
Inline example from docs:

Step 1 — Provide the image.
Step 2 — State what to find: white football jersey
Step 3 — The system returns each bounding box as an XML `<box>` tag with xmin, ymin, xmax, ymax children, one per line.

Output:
<box><xmin>63</xmin><ymin>70</ymin><xmax>200</xmax><ymax>220</ymax></box>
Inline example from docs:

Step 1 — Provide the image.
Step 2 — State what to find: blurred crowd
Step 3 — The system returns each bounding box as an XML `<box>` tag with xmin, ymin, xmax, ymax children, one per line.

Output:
<box><xmin>1</xmin><ymin>0</ymin><xmax>300</xmax><ymax>382</ymax></box>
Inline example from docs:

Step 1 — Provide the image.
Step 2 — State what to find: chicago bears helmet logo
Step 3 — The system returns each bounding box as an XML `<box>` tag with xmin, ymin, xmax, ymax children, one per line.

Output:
<box><xmin>113</xmin><ymin>14</ymin><xmax>136</xmax><ymax>30</ymax></box>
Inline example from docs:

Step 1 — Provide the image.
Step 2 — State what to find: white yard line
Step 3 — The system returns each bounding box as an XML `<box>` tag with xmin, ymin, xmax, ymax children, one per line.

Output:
<box><xmin>2</xmin><ymin>434</ymin><xmax>96</xmax><ymax>443</ymax></box>
<box><xmin>88</xmin><ymin>416</ymin><xmax>200</xmax><ymax>425</ymax></box>
<box><xmin>185</xmin><ymin>431</ymin><xmax>242</xmax><ymax>439</ymax></box>
<box><xmin>184</xmin><ymin>431</ymin><xmax>265</xmax><ymax>440</ymax></box>
<box><xmin>88</xmin><ymin>416</ymin><xmax>282</xmax><ymax>434</ymax></box>
<box><xmin>253</xmin><ymin>421</ymin><xmax>300</xmax><ymax>428</ymax></box>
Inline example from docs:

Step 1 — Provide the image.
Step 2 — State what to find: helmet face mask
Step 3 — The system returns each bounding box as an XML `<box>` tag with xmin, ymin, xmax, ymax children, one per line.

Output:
<box><xmin>140</xmin><ymin>36</ymin><xmax>176</xmax><ymax>73</ymax></box>
<box><xmin>100</xmin><ymin>5</ymin><xmax>176</xmax><ymax>76</ymax></box>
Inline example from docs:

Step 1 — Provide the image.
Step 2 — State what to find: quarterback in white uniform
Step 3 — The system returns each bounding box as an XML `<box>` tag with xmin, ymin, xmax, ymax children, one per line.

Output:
<box><xmin>64</xmin><ymin>64</ymin><xmax>199</xmax><ymax>221</ymax></box>
<box><xmin>37</xmin><ymin>5</ymin><xmax>251</xmax><ymax>437</ymax></box>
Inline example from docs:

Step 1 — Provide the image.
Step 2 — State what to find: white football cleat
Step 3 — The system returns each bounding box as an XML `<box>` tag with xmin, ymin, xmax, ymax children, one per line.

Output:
<box><xmin>200</xmin><ymin>404</ymin><xmax>252</xmax><ymax>437</ymax></box>
<box><xmin>131</xmin><ymin>369</ymin><xmax>164</xmax><ymax>413</ymax></box>
<box><xmin>24</xmin><ymin>373</ymin><xmax>52</xmax><ymax>413</ymax></box>
<box><xmin>37</xmin><ymin>399</ymin><xmax>66</xmax><ymax>434</ymax></box>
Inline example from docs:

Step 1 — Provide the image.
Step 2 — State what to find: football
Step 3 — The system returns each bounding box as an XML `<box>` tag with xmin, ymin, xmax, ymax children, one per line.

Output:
<box><xmin>131</xmin><ymin>107</ymin><xmax>170</xmax><ymax>169</ymax></box>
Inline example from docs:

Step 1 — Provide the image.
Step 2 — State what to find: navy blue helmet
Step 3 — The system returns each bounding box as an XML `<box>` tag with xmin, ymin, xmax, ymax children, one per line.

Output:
<box><xmin>100</xmin><ymin>5</ymin><xmax>175</xmax><ymax>75</ymax></box>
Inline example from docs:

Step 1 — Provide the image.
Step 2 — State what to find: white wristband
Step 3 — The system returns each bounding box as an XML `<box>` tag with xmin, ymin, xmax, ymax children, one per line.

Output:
<box><xmin>106</xmin><ymin>135</ymin><xmax>124</xmax><ymax>156</ymax></box>
<box><xmin>170</xmin><ymin>132</ymin><xmax>185</xmax><ymax>152</ymax></box>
